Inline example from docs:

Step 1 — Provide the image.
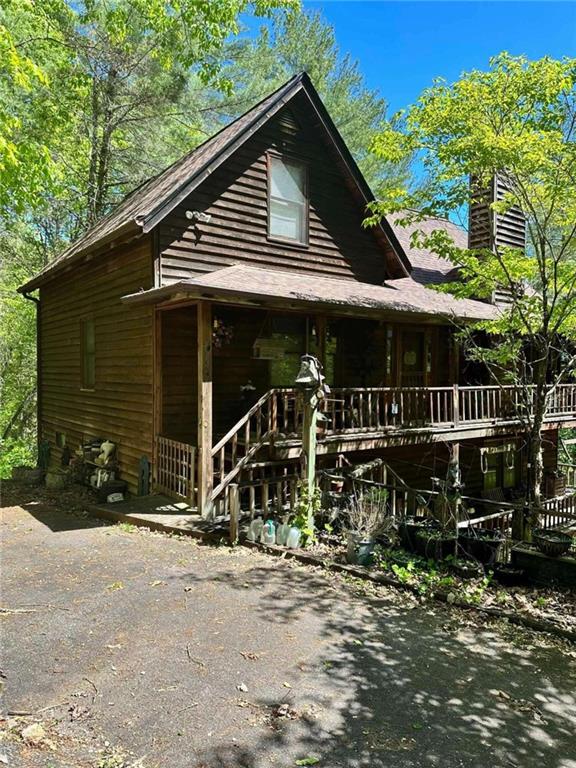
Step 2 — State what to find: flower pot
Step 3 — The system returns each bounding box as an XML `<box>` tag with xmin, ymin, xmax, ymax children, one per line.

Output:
<box><xmin>45</xmin><ymin>469</ymin><xmax>69</xmax><ymax>490</ymax></box>
<box><xmin>459</xmin><ymin>527</ymin><xmax>505</xmax><ymax>565</ymax></box>
<box><xmin>398</xmin><ymin>517</ymin><xmax>440</xmax><ymax>553</ymax></box>
<box><xmin>346</xmin><ymin>532</ymin><xmax>376</xmax><ymax>566</ymax></box>
<box><xmin>415</xmin><ymin>530</ymin><xmax>457</xmax><ymax>560</ymax></box>
<box><xmin>450</xmin><ymin>559</ymin><xmax>484</xmax><ymax>580</ymax></box>
<box><xmin>532</xmin><ymin>529</ymin><xmax>572</xmax><ymax>558</ymax></box>
<box><xmin>493</xmin><ymin>564</ymin><xmax>526</xmax><ymax>586</ymax></box>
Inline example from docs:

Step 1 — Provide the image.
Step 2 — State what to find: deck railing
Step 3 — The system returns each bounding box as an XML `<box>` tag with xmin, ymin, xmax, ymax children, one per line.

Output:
<box><xmin>156</xmin><ymin>436</ymin><xmax>196</xmax><ymax>505</ymax></box>
<box><xmin>269</xmin><ymin>383</ymin><xmax>576</xmax><ymax>438</ymax></box>
<box><xmin>211</xmin><ymin>388</ymin><xmax>278</xmax><ymax>504</ymax></box>
<box><xmin>540</xmin><ymin>492</ymin><xmax>576</xmax><ymax>529</ymax></box>
<box><xmin>156</xmin><ymin>383</ymin><xmax>576</xmax><ymax>509</ymax></box>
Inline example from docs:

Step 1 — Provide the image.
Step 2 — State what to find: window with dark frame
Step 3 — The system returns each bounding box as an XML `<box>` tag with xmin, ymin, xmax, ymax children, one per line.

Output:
<box><xmin>268</xmin><ymin>154</ymin><xmax>308</xmax><ymax>244</ymax></box>
<box><xmin>81</xmin><ymin>318</ymin><xmax>95</xmax><ymax>389</ymax></box>
<box><xmin>482</xmin><ymin>448</ymin><xmax>517</xmax><ymax>491</ymax></box>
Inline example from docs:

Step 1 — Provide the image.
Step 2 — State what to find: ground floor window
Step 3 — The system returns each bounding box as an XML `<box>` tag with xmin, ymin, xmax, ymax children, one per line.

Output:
<box><xmin>482</xmin><ymin>446</ymin><xmax>518</xmax><ymax>491</ymax></box>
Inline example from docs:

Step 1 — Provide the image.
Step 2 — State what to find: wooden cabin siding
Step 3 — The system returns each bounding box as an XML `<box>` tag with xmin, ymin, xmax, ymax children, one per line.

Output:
<box><xmin>39</xmin><ymin>238</ymin><xmax>154</xmax><ymax>493</ymax></box>
<box><xmin>161</xmin><ymin>306</ymin><xmax>198</xmax><ymax>443</ymax></box>
<box><xmin>157</xmin><ymin>95</ymin><xmax>389</xmax><ymax>286</ymax></box>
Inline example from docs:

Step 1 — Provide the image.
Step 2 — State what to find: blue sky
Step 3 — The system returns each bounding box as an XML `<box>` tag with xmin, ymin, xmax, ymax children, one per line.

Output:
<box><xmin>298</xmin><ymin>1</ymin><xmax>575</xmax><ymax>113</ymax></box>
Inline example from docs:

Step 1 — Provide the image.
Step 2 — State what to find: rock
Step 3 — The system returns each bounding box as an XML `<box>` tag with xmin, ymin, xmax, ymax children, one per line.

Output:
<box><xmin>446</xmin><ymin>592</ymin><xmax>456</xmax><ymax>604</ymax></box>
<box><xmin>236</xmin><ymin>682</ymin><xmax>248</xmax><ymax>692</ymax></box>
<box><xmin>21</xmin><ymin>723</ymin><xmax>46</xmax><ymax>745</ymax></box>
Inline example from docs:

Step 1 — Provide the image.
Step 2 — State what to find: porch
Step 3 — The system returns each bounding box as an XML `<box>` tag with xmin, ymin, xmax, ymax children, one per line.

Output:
<box><xmin>149</xmin><ymin>299</ymin><xmax>576</xmax><ymax>515</ymax></box>
<box><xmin>154</xmin><ymin>381</ymin><xmax>576</xmax><ymax>516</ymax></box>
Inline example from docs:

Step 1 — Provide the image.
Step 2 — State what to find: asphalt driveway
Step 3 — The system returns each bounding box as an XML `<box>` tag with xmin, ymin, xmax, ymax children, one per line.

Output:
<box><xmin>1</xmin><ymin>486</ymin><xmax>575</xmax><ymax>768</ymax></box>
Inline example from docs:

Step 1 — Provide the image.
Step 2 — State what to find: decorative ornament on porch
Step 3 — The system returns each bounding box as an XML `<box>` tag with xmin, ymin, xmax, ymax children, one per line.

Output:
<box><xmin>294</xmin><ymin>354</ymin><xmax>330</xmax><ymax>534</ymax></box>
<box><xmin>212</xmin><ymin>317</ymin><xmax>233</xmax><ymax>349</ymax></box>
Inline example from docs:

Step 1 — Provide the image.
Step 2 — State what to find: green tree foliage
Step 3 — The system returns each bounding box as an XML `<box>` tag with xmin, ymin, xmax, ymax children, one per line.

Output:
<box><xmin>220</xmin><ymin>9</ymin><xmax>412</xmax><ymax>190</ymax></box>
<box><xmin>368</xmin><ymin>53</ymin><xmax>576</xmax><ymax>521</ymax></box>
<box><xmin>0</xmin><ymin>224</ymin><xmax>41</xmax><ymax>476</ymax></box>
<box><xmin>0</xmin><ymin>2</ymin><xmax>411</xmax><ymax>480</ymax></box>
<box><xmin>0</xmin><ymin>0</ymin><xmax>298</xmax><ymax>476</ymax></box>
<box><xmin>1</xmin><ymin>0</ymin><xmax>298</xmax><ymax>241</ymax></box>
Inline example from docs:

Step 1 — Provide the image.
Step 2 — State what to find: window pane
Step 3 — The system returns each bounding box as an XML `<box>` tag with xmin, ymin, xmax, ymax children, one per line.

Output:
<box><xmin>484</xmin><ymin>469</ymin><xmax>498</xmax><ymax>491</ymax></box>
<box><xmin>270</xmin><ymin>157</ymin><xmax>305</xmax><ymax>204</ymax></box>
<box><xmin>484</xmin><ymin>453</ymin><xmax>499</xmax><ymax>490</ymax></box>
<box><xmin>503</xmin><ymin>452</ymin><xmax>516</xmax><ymax>488</ymax></box>
<box><xmin>270</xmin><ymin>198</ymin><xmax>304</xmax><ymax>241</ymax></box>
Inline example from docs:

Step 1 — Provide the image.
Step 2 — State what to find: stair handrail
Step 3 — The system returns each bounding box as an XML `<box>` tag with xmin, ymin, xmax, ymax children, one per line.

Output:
<box><xmin>210</xmin><ymin>388</ymin><xmax>280</xmax><ymax>502</ymax></box>
<box><xmin>211</xmin><ymin>388</ymin><xmax>278</xmax><ymax>457</ymax></box>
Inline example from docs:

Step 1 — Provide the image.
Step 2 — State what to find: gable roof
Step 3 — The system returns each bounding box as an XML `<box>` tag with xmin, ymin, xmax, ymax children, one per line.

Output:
<box><xmin>20</xmin><ymin>72</ymin><xmax>410</xmax><ymax>293</ymax></box>
<box><xmin>121</xmin><ymin>264</ymin><xmax>497</xmax><ymax>323</ymax></box>
<box><xmin>387</xmin><ymin>212</ymin><xmax>466</xmax><ymax>286</ymax></box>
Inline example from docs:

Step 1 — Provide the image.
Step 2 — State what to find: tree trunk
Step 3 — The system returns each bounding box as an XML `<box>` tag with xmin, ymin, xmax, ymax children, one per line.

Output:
<box><xmin>87</xmin><ymin>68</ymin><xmax>117</xmax><ymax>225</ymax></box>
<box><xmin>87</xmin><ymin>74</ymin><xmax>101</xmax><ymax>225</ymax></box>
<box><xmin>524</xmin><ymin>380</ymin><xmax>547</xmax><ymax>539</ymax></box>
<box><xmin>1</xmin><ymin>389</ymin><xmax>36</xmax><ymax>442</ymax></box>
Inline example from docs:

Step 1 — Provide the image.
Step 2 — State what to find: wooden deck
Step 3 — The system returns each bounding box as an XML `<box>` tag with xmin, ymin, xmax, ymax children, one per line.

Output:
<box><xmin>155</xmin><ymin>383</ymin><xmax>576</xmax><ymax>513</ymax></box>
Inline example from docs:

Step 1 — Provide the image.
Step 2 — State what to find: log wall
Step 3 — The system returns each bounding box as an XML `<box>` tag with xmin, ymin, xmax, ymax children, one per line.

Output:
<box><xmin>39</xmin><ymin>237</ymin><xmax>154</xmax><ymax>493</ymax></box>
<box><xmin>158</xmin><ymin>93</ymin><xmax>392</xmax><ymax>286</ymax></box>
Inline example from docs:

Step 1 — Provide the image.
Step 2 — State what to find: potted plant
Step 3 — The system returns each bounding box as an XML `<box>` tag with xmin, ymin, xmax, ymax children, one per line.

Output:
<box><xmin>449</xmin><ymin>558</ymin><xmax>484</xmax><ymax>580</ymax></box>
<box><xmin>532</xmin><ymin>528</ymin><xmax>572</xmax><ymax>558</ymax></box>
<box><xmin>345</xmin><ymin>488</ymin><xmax>389</xmax><ymax>567</ymax></box>
<box><xmin>493</xmin><ymin>563</ymin><xmax>526</xmax><ymax>586</ymax></box>
<box><xmin>398</xmin><ymin>516</ymin><xmax>440</xmax><ymax>553</ymax></box>
<box><xmin>459</xmin><ymin>526</ymin><xmax>505</xmax><ymax>564</ymax></box>
<box><xmin>415</xmin><ymin>527</ymin><xmax>458</xmax><ymax>560</ymax></box>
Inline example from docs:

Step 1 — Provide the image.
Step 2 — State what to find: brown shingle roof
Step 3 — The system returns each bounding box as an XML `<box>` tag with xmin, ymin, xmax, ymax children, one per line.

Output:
<box><xmin>387</xmin><ymin>212</ymin><xmax>467</xmax><ymax>286</ymax></box>
<box><xmin>20</xmin><ymin>72</ymin><xmax>410</xmax><ymax>293</ymax></box>
<box><xmin>21</xmin><ymin>75</ymin><xmax>309</xmax><ymax>292</ymax></box>
<box><xmin>122</xmin><ymin>264</ymin><xmax>496</xmax><ymax>322</ymax></box>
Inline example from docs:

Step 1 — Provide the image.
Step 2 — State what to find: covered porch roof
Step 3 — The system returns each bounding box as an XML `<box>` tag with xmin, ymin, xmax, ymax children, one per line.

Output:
<box><xmin>122</xmin><ymin>264</ymin><xmax>498</xmax><ymax>323</ymax></box>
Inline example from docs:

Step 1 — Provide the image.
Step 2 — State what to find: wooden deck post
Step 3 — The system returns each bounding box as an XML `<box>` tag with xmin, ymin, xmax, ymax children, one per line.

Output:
<box><xmin>315</xmin><ymin>315</ymin><xmax>327</xmax><ymax>369</ymax></box>
<box><xmin>197</xmin><ymin>301</ymin><xmax>213</xmax><ymax>518</ymax></box>
<box><xmin>229</xmin><ymin>483</ymin><xmax>239</xmax><ymax>544</ymax></box>
<box><xmin>452</xmin><ymin>384</ymin><xmax>460</xmax><ymax>427</ymax></box>
<box><xmin>449</xmin><ymin>441</ymin><xmax>461</xmax><ymax>534</ymax></box>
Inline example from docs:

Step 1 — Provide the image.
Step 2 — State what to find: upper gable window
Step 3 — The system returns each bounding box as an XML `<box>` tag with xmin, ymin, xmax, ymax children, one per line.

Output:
<box><xmin>268</xmin><ymin>155</ymin><xmax>308</xmax><ymax>244</ymax></box>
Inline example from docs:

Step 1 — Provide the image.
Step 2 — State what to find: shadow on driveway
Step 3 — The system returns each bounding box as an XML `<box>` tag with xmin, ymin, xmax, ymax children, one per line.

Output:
<box><xmin>1</xmin><ymin>497</ymin><xmax>575</xmax><ymax>768</ymax></box>
<box><xmin>169</xmin><ymin>563</ymin><xmax>576</xmax><ymax>768</ymax></box>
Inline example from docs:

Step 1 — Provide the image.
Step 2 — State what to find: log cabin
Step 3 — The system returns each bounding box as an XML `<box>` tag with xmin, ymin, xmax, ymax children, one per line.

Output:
<box><xmin>19</xmin><ymin>72</ymin><xmax>576</xmax><ymax>519</ymax></box>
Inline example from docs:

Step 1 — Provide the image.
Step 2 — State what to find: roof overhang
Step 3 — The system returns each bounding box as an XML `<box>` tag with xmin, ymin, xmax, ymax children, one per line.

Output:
<box><xmin>122</xmin><ymin>265</ymin><xmax>497</xmax><ymax>324</ymax></box>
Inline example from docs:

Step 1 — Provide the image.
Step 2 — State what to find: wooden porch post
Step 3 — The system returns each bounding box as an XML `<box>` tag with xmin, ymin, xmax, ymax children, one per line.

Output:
<box><xmin>153</xmin><ymin>308</ymin><xmax>162</xmax><ymax>488</ymax></box>
<box><xmin>316</xmin><ymin>315</ymin><xmax>327</xmax><ymax>369</ymax></box>
<box><xmin>197</xmin><ymin>301</ymin><xmax>213</xmax><ymax>518</ymax></box>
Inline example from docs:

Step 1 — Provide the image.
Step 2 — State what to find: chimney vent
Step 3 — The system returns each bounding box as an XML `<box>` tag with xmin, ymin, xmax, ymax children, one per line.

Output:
<box><xmin>468</xmin><ymin>174</ymin><xmax>527</xmax><ymax>306</ymax></box>
<box><xmin>468</xmin><ymin>174</ymin><xmax>526</xmax><ymax>253</ymax></box>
